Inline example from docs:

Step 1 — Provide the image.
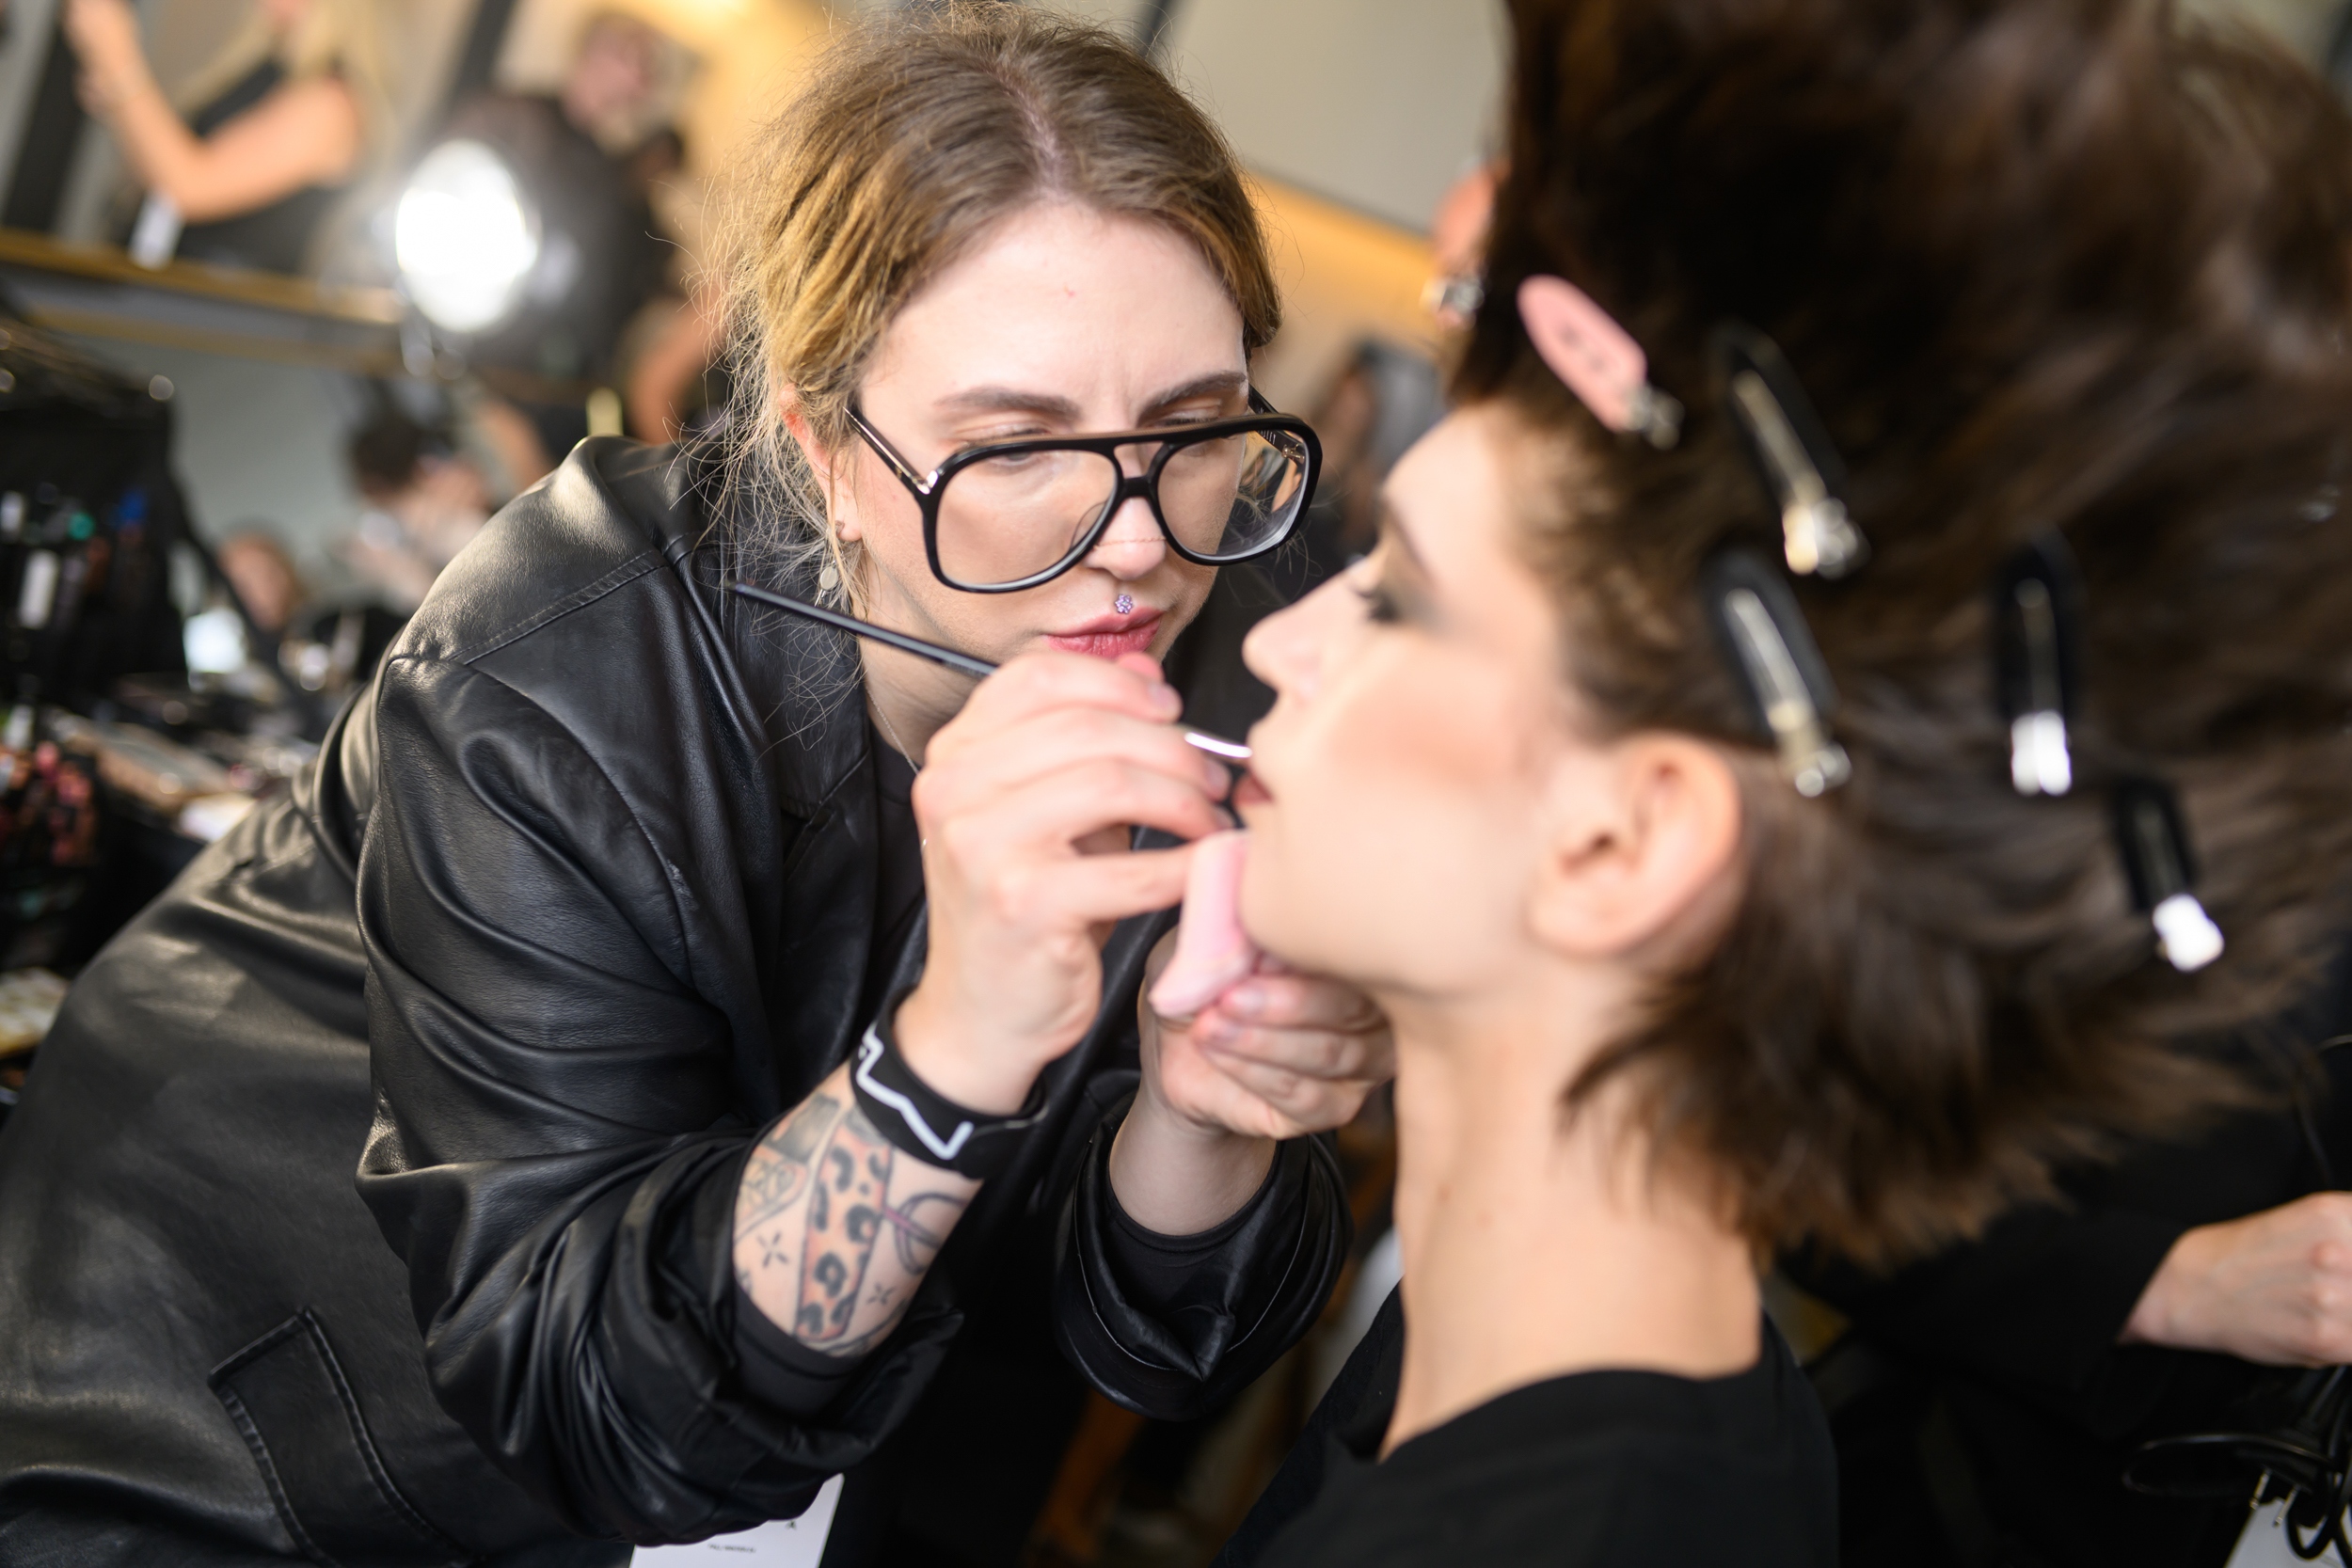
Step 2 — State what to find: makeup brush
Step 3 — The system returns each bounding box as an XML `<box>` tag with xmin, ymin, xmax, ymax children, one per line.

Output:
<box><xmin>725</xmin><ymin>580</ymin><xmax>1253</xmax><ymax>762</ymax></box>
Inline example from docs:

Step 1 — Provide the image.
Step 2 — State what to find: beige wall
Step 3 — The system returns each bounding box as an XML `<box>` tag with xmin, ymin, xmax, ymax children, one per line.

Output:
<box><xmin>1162</xmin><ymin>0</ymin><xmax>1504</xmax><ymax>234</ymax></box>
<box><xmin>1247</xmin><ymin>176</ymin><xmax>1436</xmax><ymax>411</ymax></box>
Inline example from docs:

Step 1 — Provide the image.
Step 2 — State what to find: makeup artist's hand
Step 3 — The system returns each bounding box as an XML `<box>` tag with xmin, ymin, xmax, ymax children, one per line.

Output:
<box><xmin>1139</xmin><ymin>936</ymin><xmax>1393</xmax><ymax>1142</ymax></box>
<box><xmin>1106</xmin><ymin>935</ymin><xmax>1391</xmax><ymax>1235</ymax></box>
<box><xmin>894</xmin><ymin>651</ymin><xmax>1231</xmax><ymax>1117</ymax></box>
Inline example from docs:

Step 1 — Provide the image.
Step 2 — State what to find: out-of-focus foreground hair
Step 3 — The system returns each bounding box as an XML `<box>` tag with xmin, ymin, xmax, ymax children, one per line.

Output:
<box><xmin>1463</xmin><ymin>0</ymin><xmax>2352</xmax><ymax>1264</ymax></box>
<box><xmin>711</xmin><ymin>3</ymin><xmax>1279</xmax><ymax>610</ymax></box>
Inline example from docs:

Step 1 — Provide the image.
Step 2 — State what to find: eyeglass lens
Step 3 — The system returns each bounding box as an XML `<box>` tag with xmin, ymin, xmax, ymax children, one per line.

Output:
<box><xmin>933</xmin><ymin>427</ymin><xmax>1310</xmax><ymax>589</ymax></box>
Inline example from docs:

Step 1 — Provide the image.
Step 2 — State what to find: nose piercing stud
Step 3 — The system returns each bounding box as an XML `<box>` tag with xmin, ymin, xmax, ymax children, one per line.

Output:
<box><xmin>1114</xmin><ymin>594</ymin><xmax>1134</xmax><ymax>615</ymax></box>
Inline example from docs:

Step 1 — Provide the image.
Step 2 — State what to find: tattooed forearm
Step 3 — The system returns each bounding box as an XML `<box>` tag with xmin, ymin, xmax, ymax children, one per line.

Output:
<box><xmin>732</xmin><ymin>1063</ymin><xmax>979</xmax><ymax>1361</ymax></box>
<box><xmin>735</xmin><ymin>1092</ymin><xmax>839</xmax><ymax>1233</ymax></box>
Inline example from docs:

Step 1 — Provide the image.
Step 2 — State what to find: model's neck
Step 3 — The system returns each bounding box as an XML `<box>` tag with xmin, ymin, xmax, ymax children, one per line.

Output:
<box><xmin>1379</xmin><ymin>988</ymin><xmax>1761</xmax><ymax>1453</ymax></box>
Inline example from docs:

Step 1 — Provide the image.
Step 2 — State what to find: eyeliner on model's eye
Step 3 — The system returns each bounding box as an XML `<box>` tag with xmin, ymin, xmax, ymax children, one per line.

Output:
<box><xmin>1355</xmin><ymin>579</ymin><xmax>1406</xmax><ymax>625</ymax></box>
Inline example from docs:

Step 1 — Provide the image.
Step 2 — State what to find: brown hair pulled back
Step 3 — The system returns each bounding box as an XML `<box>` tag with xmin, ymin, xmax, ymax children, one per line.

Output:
<box><xmin>1467</xmin><ymin>0</ymin><xmax>2352</xmax><ymax>1262</ymax></box>
<box><xmin>713</xmin><ymin>5</ymin><xmax>1279</xmax><ymax>606</ymax></box>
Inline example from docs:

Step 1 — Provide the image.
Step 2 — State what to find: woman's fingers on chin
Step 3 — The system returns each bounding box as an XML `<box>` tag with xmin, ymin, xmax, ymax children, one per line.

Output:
<box><xmin>1216</xmin><ymin>975</ymin><xmax>1388</xmax><ymax>1036</ymax></box>
<box><xmin>1202</xmin><ymin>1023</ymin><xmax>1367</xmax><ymax>1080</ymax></box>
<box><xmin>1204</xmin><ymin>1051</ymin><xmax>1308</xmax><ymax>1106</ymax></box>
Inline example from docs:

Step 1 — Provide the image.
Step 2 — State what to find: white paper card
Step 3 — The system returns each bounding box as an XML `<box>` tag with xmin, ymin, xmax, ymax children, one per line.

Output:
<box><xmin>2229</xmin><ymin>1496</ymin><xmax>2349</xmax><ymax>1568</ymax></box>
<box><xmin>629</xmin><ymin>1475</ymin><xmax>843</xmax><ymax>1567</ymax></box>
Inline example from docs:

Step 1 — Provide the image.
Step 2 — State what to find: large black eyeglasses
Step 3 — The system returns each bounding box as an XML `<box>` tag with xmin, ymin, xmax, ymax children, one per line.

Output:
<box><xmin>846</xmin><ymin>389</ymin><xmax>1323</xmax><ymax>593</ymax></box>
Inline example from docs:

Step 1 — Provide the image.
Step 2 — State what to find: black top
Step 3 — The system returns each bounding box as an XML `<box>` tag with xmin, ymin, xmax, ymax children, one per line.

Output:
<box><xmin>1223</xmin><ymin>1287</ymin><xmax>1839</xmax><ymax>1568</ymax></box>
<box><xmin>0</xmin><ymin>439</ymin><xmax>1348</xmax><ymax>1566</ymax></box>
<box><xmin>1788</xmin><ymin>954</ymin><xmax>2352</xmax><ymax>1568</ymax></box>
<box><xmin>171</xmin><ymin>60</ymin><xmax>342</xmax><ymax>275</ymax></box>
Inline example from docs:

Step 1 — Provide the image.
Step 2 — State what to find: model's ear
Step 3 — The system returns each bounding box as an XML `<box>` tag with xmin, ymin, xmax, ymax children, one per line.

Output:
<box><xmin>780</xmin><ymin>390</ymin><xmax>858</xmax><ymax>541</ymax></box>
<box><xmin>1525</xmin><ymin>734</ymin><xmax>1743</xmax><ymax>964</ymax></box>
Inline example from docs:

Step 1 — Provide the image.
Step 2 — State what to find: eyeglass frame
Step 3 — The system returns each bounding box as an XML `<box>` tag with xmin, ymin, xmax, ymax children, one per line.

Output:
<box><xmin>843</xmin><ymin>388</ymin><xmax>1325</xmax><ymax>594</ymax></box>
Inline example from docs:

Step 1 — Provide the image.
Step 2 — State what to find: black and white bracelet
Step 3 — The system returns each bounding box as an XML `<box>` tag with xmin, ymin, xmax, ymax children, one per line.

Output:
<box><xmin>850</xmin><ymin>990</ymin><xmax>1050</xmax><ymax>1180</ymax></box>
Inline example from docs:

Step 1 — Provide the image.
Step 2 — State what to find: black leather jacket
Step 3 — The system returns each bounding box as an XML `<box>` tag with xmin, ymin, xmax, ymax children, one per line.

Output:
<box><xmin>0</xmin><ymin>440</ymin><xmax>1346</xmax><ymax>1566</ymax></box>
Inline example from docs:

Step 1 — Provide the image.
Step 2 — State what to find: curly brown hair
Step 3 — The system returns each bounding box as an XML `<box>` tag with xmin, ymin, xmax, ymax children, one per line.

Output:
<box><xmin>1463</xmin><ymin>0</ymin><xmax>2352</xmax><ymax>1262</ymax></box>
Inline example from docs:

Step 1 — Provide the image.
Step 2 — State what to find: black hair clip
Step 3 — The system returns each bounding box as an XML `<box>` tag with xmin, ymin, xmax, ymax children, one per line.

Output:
<box><xmin>2112</xmin><ymin>777</ymin><xmax>2224</xmax><ymax>973</ymax></box>
<box><xmin>1710</xmin><ymin>323</ymin><xmax>1868</xmax><ymax>579</ymax></box>
<box><xmin>1993</xmin><ymin>534</ymin><xmax>2083</xmax><ymax>798</ymax></box>
<box><xmin>1701</xmin><ymin>547</ymin><xmax>1851</xmax><ymax>797</ymax></box>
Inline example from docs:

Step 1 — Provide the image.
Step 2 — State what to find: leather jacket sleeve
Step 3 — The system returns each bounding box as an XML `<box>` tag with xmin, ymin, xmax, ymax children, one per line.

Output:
<box><xmin>1055</xmin><ymin>1092</ymin><xmax>1352</xmax><ymax>1421</ymax></box>
<box><xmin>351</xmin><ymin>652</ymin><xmax>1350</xmax><ymax>1542</ymax></box>
<box><xmin>353</xmin><ymin>657</ymin><xmax>949</xmax><ymax>1544</ymax></box>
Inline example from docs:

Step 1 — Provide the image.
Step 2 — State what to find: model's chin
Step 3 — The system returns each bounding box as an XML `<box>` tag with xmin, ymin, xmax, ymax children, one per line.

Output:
<box><xmin>1232</xmin><ymin>827</ymin><xmax>1301</xmax><ymax>962</ymax></box>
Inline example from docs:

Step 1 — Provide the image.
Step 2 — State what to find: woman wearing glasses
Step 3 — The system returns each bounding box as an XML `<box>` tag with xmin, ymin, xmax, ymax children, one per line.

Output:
<box><xmin>1206</xmin><ymin>0</ymin><xmax>2352</xmax><ymax>1564</ymax></box>
<box><xmin>0</xmin><ymin>10</ymin><xmax>1375</xmax><ymax>1565</ymax></box>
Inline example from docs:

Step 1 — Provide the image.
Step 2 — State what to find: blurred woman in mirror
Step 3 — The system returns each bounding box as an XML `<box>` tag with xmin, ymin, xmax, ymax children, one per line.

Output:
<box><xmin>1211</xmin><ymin>1</ymin><xmax>2352</xmax><ymax>1563</ymax></box>
<box><xmin>64</xmin><ymin>0</ymin><xmax>390</xmax><ymax>273</ymax></box>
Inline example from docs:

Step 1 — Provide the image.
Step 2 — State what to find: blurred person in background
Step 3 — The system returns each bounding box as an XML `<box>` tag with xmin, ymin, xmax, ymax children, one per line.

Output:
<box><xmin>215</xmin><ymin>529</ymin><xmax>402</xmax><ymax>702</ymax></box>
<box><xmin>343</xmin><ymin>404</ymin><xmax>496</xmax><ymax>613</ymax></box>
<box><xmin>216</xmin><ymin>531</ymin><xmax>306</xmax><ymax>638</ymax></box>
<box><xmin>1791</xmin><ymin>974</ymin><xmax>2352</xmax><ymax>1568</ymax></box>
<box><xmin>626</xmin><ymin>275</ymin><xmax>727</xmax><ymax>445</ymax></box>
<box><xmin>1421</xmin><ymin>162</ymin><xmax>1494</xmax><ymax>334</ymax></box>
<box><xmin>443</xmin><ymin>9</ymin><xmax>682</xmax><ymax>467</ymax></box>
<box><xmin>64</xmin><ymin>0</ymin><xmax>392</xmax><ymax>275</ymax></box>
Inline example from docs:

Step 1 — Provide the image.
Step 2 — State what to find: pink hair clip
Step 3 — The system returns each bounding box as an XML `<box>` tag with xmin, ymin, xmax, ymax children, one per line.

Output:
<box><xmin>1517</xmin><ymin>276</ymin><xmax>1683</xmax><ymax>450</ymax></box>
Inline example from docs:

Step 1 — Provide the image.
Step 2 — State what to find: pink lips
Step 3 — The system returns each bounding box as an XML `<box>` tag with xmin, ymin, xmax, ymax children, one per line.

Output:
<box><xmin>1046</xmin><ymin>608</ymin><xmax>1162</xmax><ymax>659</ymax></box>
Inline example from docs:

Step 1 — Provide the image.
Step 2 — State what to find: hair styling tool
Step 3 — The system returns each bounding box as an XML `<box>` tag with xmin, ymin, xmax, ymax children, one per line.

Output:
<box><xmin>1516</xmin><ymin>275</ymin><xmax>1684</xmax><ymax>449</ymax></box>
<box><xmin>1710</xmin><ymin>322</ymin><xmax>1868</xmax><ymax>578</ymax></box>
<box><xmin>1698</xmin><ymin>547</ymin><xmax>1851</xmax><ymax>797</ymax></box>
<box><xmin>2112</xmin><ymin>776</ymin><xmax>2224</xmax><ymax>973</ymax></box>
<box><xmin>1993</xmin><ymin>534</ymin><xmax>2083</xmax><ymax>798</ymax></box>
<box><xmin>725</xmin><ymin>579</ymin><xmax>1253</xmax><ymax>761</ymax></box>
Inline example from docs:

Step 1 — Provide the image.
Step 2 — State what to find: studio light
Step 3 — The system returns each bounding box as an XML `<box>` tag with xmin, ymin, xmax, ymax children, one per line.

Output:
<box><xmin>393</xmin><ymin>140</ymin><xmax>541</xmax><ymax>335</ymax></box>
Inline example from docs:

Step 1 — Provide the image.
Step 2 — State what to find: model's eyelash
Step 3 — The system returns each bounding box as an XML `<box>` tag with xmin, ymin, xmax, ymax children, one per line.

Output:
<box><xmin>1355</xmin><ymin>580</ymin><xmax>1405</xmax><ymax>625</ymax></box>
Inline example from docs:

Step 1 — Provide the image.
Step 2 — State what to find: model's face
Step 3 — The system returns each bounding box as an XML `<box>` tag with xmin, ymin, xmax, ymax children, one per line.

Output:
<box><xmin>1236</xmin><ymin>404</ymin><xmax>1583</xmax><ymax>993</ymax></box>
<box><xmin>830</xmin><ymin>203</ymin><xmax>1244</xmax><ymax>667</ymax></box>
<box><xmin>260</xmin><ymin>0</ymin><xmax>310</xmax><ymax>34</ymax></box>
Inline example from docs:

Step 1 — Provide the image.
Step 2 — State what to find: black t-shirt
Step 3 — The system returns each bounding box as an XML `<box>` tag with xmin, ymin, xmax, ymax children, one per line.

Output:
<box><xmin>1223</xmin><ymin>1286</ymin><xmax>1838</xmax><ymax>1568</ymax></box>
<box><xmin>169</xmin><ymin>60</ymin><xmax>342</xmax><ymax>274</ymax></box>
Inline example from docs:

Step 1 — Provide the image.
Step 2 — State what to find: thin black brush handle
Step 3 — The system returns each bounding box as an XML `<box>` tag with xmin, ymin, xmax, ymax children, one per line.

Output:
<box><xmin>728</xmin><ymin>579</ymin><xmax>997</xmax><ymax>677</ymax></box>
<box><xmin>724</xmin><ymin>578</ymin><xmax>1252</xmax><ymax>762</ymax></box>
